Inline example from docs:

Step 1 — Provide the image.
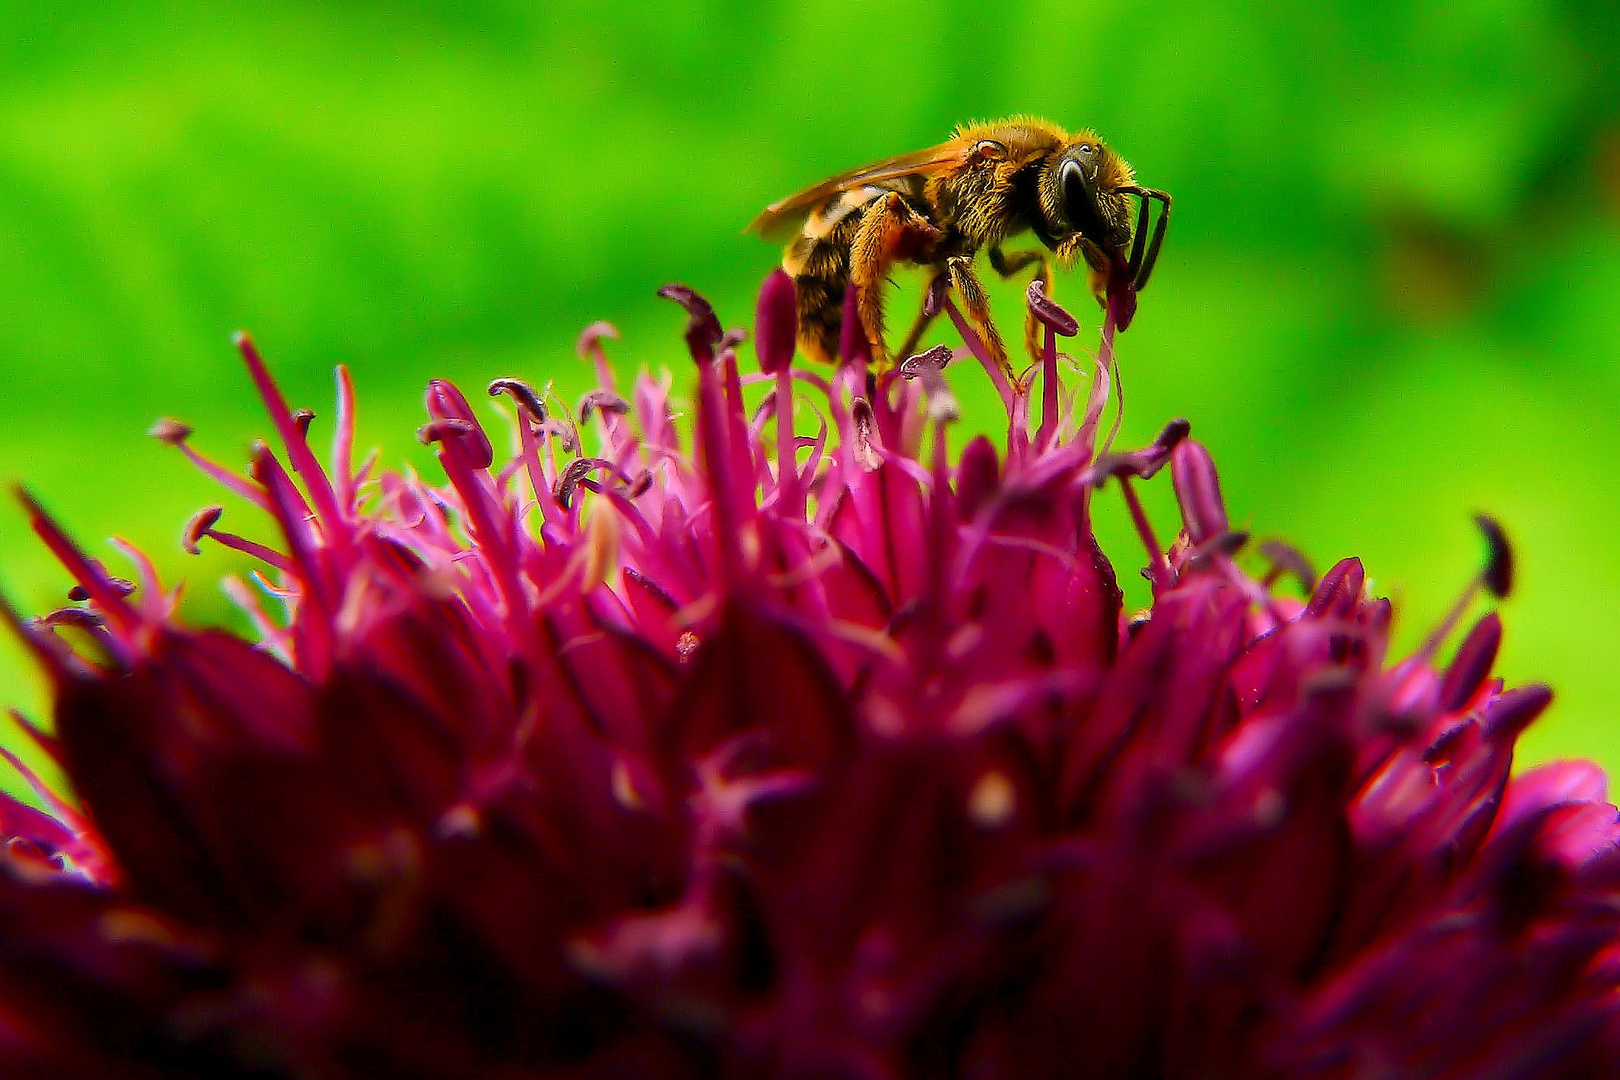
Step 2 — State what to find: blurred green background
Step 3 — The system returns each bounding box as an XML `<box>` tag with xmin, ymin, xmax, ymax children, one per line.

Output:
<box><xmin>1</xmin><ymin>1</ymin><xmax>1617</xmax><ymax>796</ymax></box>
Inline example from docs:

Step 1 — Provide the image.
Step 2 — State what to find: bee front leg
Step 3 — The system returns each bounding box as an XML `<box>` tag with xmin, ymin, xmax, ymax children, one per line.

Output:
<box><xmin>945</xmin><ymin>255</ymin><xmax>1018</xmax><ymax>388</ymax></box>
<box><xmin>1121</xmin><ymin>187</ymin><xmax>1171</xmax><ymax>291</ymax></box>
<box><xmin>850</xmin><ymin>192</ymin><xmax>937</xmax><ymax>371</ymax></box>
<box><xmin>988</xmin><ymin>245</ymin><xmax>1053</xmax><ymax>365</ymax></box>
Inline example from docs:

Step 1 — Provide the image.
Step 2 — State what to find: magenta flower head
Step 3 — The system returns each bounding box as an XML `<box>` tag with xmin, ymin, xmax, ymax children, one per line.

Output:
<box><xmin>2</xmin><ymin>273</ymin><xmax>1618</xmax><ymax>1079</ymax></box>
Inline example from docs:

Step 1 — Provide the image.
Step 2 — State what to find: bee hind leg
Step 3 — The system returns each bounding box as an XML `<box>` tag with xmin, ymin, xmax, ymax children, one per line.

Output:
<box><xmin>989</xmin><ymin>245</ymin><xmax>1053</xmax><ymax>365</ymax></box>
<box><xmin>850</xmin><ymin>192</ymin><xmax>938</xmax><ymax>371</ymax></box>
<box><xmin>945</xmin><ymin>255</ymin><xmax>1019</xmax><ymax>390</ymax></box>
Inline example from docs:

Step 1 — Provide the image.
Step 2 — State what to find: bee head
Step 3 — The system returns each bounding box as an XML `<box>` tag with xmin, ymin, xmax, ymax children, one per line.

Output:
<box><xmin>1043</xmin><ymin>137</ymin><xmax>1134</xmax><ymax>253</ymax></box>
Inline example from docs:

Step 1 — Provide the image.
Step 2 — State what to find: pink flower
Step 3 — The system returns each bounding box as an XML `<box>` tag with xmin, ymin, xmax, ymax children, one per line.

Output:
<box><xmin>2</xmin><ymin>272</ymin><xmax>1617</xmax><ymax>1078</ymax></box>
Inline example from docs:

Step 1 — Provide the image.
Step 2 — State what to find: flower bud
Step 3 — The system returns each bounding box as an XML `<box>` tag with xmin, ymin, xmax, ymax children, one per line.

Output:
<box><xmin>754</xmin><ymin>268</ymin><xmax>798</xmax><ymax>375</ymax></box>
<box><xmin>424</xmin><ymin>380</ymin><xmax>494</xmax><ymax>469</ymax></box>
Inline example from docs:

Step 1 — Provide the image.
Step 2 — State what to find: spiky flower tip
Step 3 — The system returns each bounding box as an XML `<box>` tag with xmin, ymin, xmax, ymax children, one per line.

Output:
<box><xmin>2</xmin><ymin>270</ymin><xmax>1617</xmax><ymax>1080</ymax></box>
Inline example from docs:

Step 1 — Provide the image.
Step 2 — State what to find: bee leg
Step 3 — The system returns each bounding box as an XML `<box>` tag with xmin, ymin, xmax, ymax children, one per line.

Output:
<box><xmin>1121</xmin><ymin>187</ymin><xmax>1172</xmax><ymax>291</ymax></box>
<box><xmin>849</xmin><ymin>192</ymin><xmax>937</xmax><ymax>371</ymax></box>
<box><xmin>946</xmin><ymin>255</ymin><xmax>1018</xmax><ymax>388</ymax></box>
<box><xmin>1123</xmin><ymin>190</ymin><xmax>1152</xmax><ymax>279</ymax></box>
<box><xmin>988</xmin><ymin>245</ymin><xmax>1052</xmax><ymax>364</ymax></box>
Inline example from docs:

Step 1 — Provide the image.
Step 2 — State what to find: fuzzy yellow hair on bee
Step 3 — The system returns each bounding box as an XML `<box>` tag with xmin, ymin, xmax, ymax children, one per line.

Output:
<box><xmin>749</xmin><ymin>117</ymin><xmax>1170</xmax><ymax>382</ymax></box>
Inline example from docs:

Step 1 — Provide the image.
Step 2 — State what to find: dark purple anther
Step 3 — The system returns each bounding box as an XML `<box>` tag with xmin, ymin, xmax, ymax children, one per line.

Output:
<box><xmin>657</xmin><ymin>284</ymin><xmax>724</xmax><ymax>364</ymax></box>
<box><xmin>68</xmin><ymin>575</ymin><xmax>135</xmax><ymax>602</ymax></box>
<box><xmin>1156</xmin><ymin>417</ymin><xmax>1192</xmax><ymax>450</ymax></box>
<box><xmin>579</xmin><ymin>390</ymin><xmax>631</xmax><ymax>424</ymax></box>
<box><xmin>1169</xmin><ymin>439</ymin><xmax>1228</xmax><ymax>546</ymax></box>
<box><xmin>754</xmin><ymin>268</ymin><xmax>798</xmax><ymax>375</ymax></box>
<box><xmin>15</xmin><ymin>488</ymin><xmax>141</xmax><ymax>638</ymax></box>
<box><xmin>899</xmin><ymin>347</ymin><xmax>959</xmax><ymax>423</ymax></box>
<box><xmin>182</xmin><ymin>506</ymin><xmax>225</xmax><ymax>556</ymax></box>
<box><xmin>425</xmin><ymin>380</ymin><xmax>495</xmax><ymax>469</ymax></box>
<box><xmin>553</xmin><ymin>457</ymin><xmax>597</xmax><ymax>511</ymax></box>
<box><xmin>1124</xmin><ymin>418</ymin><xmax>1191</xmax><ymax>478</ymax></box>
<box><xmin>553</xmin><ymin>457</ymin><xmax>641</xmax><ymax>511</ymax></box>
<box><xmin>418</xmin><ymin>418</ymin><xmax>476</xmax><ymax>446</ymax></box>
<box><xmin>1026</xmin><ymin>279</ymin><xmax>1079</xmax><ymax>337</ymax></box>
<box><xmin>898</xmin><ymin>344</ymin><xmax>953</xmax><ymax>380</ymax></box>
<box><xmin>291</xmin><ymin>409</ymin><xmax>316</xmax><ymax>439</ymax></box>
<box><xmin>39</xmin><ymin>607</ymin><xmax>106</xmax><ymax>629</ymax></box>
<box><xmin>1475</xmin><ymin>514</ymin><xmax>1513</xmax><ymax>599</ymax></box>
<box><xmin>1093</xmin><ymin>422</ymin><xmax>1190</xmax><ymax>484</ymax></box>
<box><xmin>488</xmin><ymin>378</ymin><xmax>547</xmax><ymax>423</ymax></box>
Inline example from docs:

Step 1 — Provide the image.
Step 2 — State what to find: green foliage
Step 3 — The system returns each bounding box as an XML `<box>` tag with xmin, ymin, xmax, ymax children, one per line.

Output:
<box><xmin>2</xmin><ymin>0</ymin><xmax>1617</xmax><ymax>784</ymax></box>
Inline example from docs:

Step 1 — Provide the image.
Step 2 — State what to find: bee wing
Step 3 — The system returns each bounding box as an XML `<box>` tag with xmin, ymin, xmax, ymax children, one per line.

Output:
<box><xmin>746</xmin><ymin>143</ymin><xmax>974</xmax><ymax>240</ymax></box>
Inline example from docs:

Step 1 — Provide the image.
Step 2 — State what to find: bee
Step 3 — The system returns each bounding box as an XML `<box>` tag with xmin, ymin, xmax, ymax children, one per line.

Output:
<box><xmin>748</xmin><ymin>117</ymin><xmax>1170</xmax><ymax>383</ymax></box>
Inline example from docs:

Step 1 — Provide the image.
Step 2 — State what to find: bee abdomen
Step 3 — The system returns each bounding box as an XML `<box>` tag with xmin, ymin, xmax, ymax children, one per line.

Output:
<box><xmin>792</xmin><ymin>268</ymin><xmax>845</xmax><ymax>365</ymax></box>
<box><xmin>785</xmin><ymin>190</ymin><xmax>879</xmax><ymax>364</ymax></box>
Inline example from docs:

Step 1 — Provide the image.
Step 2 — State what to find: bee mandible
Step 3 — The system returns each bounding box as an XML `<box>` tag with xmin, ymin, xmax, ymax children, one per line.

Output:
<box><xmin>748</xmin><ymin>117</ymin><xmax>1170</xmax><ymax>384</ymax></box>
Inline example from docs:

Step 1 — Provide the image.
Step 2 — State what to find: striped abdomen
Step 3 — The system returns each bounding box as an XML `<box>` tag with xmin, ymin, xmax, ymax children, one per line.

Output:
<box><xmin>780</xmin><ymin>185</ymin><xmax>888</xmax><ymax>364</ymax></box>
